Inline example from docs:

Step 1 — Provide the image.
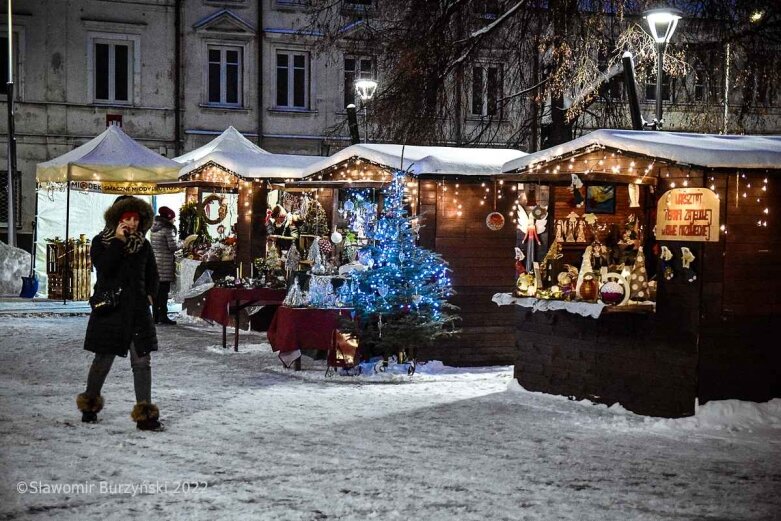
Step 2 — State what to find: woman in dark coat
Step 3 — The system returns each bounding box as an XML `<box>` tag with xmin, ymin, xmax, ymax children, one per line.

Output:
<box><xmin>150</xmin><ymin>206</ymin><xmax>178</xmax><ymax>325</ymax></box>
<box><xmin>76</xmin><ymin>196</ymin><xmax>163</xmax><ymax>431</ymax></box>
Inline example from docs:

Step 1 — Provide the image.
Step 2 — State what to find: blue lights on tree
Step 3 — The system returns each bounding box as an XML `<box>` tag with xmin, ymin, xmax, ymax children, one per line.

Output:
<box><xmin>343</xmin><ymin>171</ymin><xmax>459</xmax><ymax>359</ymax></box>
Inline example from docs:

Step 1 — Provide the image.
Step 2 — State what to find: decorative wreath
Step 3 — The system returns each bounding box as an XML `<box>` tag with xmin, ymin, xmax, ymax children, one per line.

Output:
<box><xmin>200</xmin><ymin>194</ymin><xmax>228</xmax><ymax>225</ymax></box>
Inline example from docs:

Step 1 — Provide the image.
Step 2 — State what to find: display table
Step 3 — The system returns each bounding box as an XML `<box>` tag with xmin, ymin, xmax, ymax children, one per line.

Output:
<box><xmin>200</xmin><ymin>287</ymin><xmax>287</xmax><ymax>351</ymax></box>
<box><xmin>267</xmin><ymin>306</ymin><xmax>352</xmax><ymax>368</ymax></box>
<box><xmin>492</xmin><ymin>293</ymin><xmax>655</xmax><ymax>318</ymax></box>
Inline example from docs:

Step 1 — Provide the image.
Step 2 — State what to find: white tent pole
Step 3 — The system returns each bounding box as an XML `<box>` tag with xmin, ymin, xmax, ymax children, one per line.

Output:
<box><xmin>64</xmin><ymin>164</ymin><xmax>70</xmax><ymax>305</ymax></box>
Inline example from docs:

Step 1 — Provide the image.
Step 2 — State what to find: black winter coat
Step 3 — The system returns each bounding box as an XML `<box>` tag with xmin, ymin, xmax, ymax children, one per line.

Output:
<box><xmin>83</xmin><ymin>236</ymin><xmax>160</xmax><ymax>357</ymax></box>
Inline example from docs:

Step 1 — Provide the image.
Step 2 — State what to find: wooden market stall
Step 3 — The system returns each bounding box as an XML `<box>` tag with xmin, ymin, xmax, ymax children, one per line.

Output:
<box><xmin>293</xmin><ymin>143</ymin><xmax>527</xmax><ymax>366</ymax></box>
<box><xmin>499</xmin><ymin>129</ymin><xmax>781</xmax><ymax>417</ymax></box>
<box><xmin>167</xmin><ymin>127</ymin><xmax>322</xmax><ymax>334</ymax></box>
<box><xmin>170</xmin><ymin>127</ymin><xmax>322</xmax><ymax>279</ymax></box>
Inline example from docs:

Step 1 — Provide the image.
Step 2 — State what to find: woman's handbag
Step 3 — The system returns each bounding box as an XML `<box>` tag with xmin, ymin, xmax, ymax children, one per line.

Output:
<box><xmin>89</xmin><ymin>287</ymin><xmax>123</xmax><ymax>315</ymax></box>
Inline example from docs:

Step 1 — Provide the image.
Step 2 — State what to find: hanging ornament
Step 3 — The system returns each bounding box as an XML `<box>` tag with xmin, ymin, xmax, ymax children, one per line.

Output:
<box><xmin>319</xmin><ymin>237</ymin><xmax>334</xmax><ymax>258</ymax></box>
<box><xmin>680</xmin><ymin>246</ymin><xmax>697</xmax><ymax>283</ymax></box>
<box><xmin>569</xmin><ymin>174</ymin><xmax>585</xmax><ymax>208</ymax></box>
<box><xmin>486</xmin><ymin>181</ymin><xmax>505</xmax><ymax>230</ymax></box>
<box><xmin>514</xmin><ymin>247</ymin><xmax>527</xmax><ymax>276</ymax></box>
<box><xmin>660</xmin><ymin>245</ymin><xmax>675</xmax><ymax>281</ymax></box>
<box><xmin>486</xmin><ymin>212</ymin><xmax>505</xmax><ymax>231</ymax></box>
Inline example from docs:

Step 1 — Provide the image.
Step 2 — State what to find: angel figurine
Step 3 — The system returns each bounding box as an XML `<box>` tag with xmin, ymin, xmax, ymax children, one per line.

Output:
<box><xmin>517</xmin><ymin>209</ymin><xmax>545</xmax><ymax>273</ymax></box>
<box><xmin>565</xmin><ymin>212</ymin><xmax>579</xmax><ymax>242</ymax></box>
<box><xmin>555</xmin><ymin>220</ymin><xmax>565</xmax><ymax>243</ymax></box>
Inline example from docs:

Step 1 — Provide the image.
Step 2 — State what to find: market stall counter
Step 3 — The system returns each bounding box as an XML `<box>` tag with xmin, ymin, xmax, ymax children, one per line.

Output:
<box><xmin>200</xmin><ymin>287</ymin><xmax>287</xmax><ymax>351</ymax></box>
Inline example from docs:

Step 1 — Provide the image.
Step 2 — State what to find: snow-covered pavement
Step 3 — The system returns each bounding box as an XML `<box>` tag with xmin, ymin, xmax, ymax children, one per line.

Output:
<box><xmin>1</xmin><ymin>315</ymin><xmax>779</xmax><ymax>520</ymax></box>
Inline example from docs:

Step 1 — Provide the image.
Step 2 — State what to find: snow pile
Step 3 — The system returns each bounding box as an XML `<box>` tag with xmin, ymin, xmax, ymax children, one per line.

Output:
<box><xmin>646</xmin><ymin>399</ymin><xmax>781</xmax><ymax>432</ymax></box>
<box><xmin>507</xmin><ymin>379</ymin><xmax>781</xmax><ymax>432</ymax></box>
<box><xmin>0</xmin><ymin>241</ymin><xmax>31</xmax><ymax>296</ymax></box>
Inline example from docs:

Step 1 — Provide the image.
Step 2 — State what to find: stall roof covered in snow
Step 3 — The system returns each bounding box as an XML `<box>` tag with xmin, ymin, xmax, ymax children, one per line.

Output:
<box><xmin>175</xmin><ymin>127</ymin><xmax>320</xmax><ymax>179</ymax></box>
<box><xmin>502</xmin><ymin>130</ymin><xmax>781</xmax><ymax>173</ymax></box>
<box><xmin>301</xmin><ymin>143</ymin><xmax>527</xmax><ymax>178</ymax></box>
<box><xmin>36</xmin><ymin>124</ymin><xmax>181</xmax><ymax>184</ymax></box>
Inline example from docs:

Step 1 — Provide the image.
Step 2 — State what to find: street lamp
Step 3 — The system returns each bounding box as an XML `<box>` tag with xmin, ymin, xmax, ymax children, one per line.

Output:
<box><xmin>643</xmin><ymin>7</ymin><xmax>682</xmax><ymax>129</ymax></box>
<box><xmin>355</xmin><ymin>79</ymin><xmax>378</xmax><ymax>143</ymax></box>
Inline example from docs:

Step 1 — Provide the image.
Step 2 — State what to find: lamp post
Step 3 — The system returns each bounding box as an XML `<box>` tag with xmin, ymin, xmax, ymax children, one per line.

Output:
<box><xmin>643</xmin><ymin>7</ymin><xmax>682</xmax><ymax>130</ymax></box>
<box><xmin>5</xmin><ymin>0</ymin><xmax>16</xmax><ymax>246</ymax></box>
<box><xmin>354</xmin><ymin>79</ymin><xmax>378</xmax><ymax>143</ymax></box>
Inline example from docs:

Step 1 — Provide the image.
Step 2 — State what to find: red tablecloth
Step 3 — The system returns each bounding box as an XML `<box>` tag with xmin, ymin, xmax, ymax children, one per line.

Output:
<box><xmin>267</xmin><ymin>306</ymin><xmax>351</xmax><ymax>353</ymax></box>
<box><xmin>200</xmin><ymin>287</ymin><xmax>286</xmax><ymax>327</ymax></box>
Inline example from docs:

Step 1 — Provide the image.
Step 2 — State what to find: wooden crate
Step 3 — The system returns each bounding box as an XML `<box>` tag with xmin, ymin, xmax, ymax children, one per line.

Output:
<box><xmin>46</xmin><ymin>240</ymin><xmax>92</xmax><ymax>301</ymax></box>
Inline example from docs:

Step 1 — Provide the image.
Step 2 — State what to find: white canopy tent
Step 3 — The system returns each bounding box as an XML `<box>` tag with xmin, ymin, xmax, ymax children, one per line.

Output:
<box><xmin>34</xmin><ymin>125</ymin><xmax>182</xmax><ymax>300</ymax></box>
<box><xmin>175</xmin><ymin>126</ymin><xmax>321</xmax><ymax>180</ymax></box>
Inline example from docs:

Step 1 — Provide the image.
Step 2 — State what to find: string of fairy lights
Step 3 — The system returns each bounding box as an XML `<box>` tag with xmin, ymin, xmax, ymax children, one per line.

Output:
<box><xmin>181</xmin><ymin>151</ymin><xmax>772</xmax><ymax>233</ymax></box>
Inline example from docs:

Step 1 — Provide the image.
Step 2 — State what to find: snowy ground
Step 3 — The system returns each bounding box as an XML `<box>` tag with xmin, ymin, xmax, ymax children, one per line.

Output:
<box><xmin>1</xmin><ymin>314</ymin><xmax>779</xmax><ymax>520</ymax></box>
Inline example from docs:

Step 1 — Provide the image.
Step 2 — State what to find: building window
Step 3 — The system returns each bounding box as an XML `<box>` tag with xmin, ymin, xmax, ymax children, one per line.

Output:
<box><xmin>207</xmin><ymin>45</ymin><xmax>242</xmax><ymax>106</ymax></box>
<box><xmin>276</xmin><ymin>51</ymin><xmax>308</xmax><ymax>109</ymax></box>
<box><xmin>92</xmin><ymin>40</ymin><xmax>133</xmax><ymax>104</ymax></box>
<box><xmin>471</xmin><ymin>64</ymin><xmax>502</xmax><ymax>117</ymax></box>
<box><xmin>0</xmin><ymin>33</ymin><xmax>21</xmax><ymax>99</ymax></box>
<box><xmin>693</xmin><ymin>65</ymin><xmax>706</xmax><ymax>102</ymax></box>
<box><xmin>645</xmin><ymin>71</ymin><xmax>673</xmax><ymax>102</ymax></box>
<box><xmin>344</xmin><ymin>56</ymin><xmax>373</xmax><ymax>108</ymax></box>
<box><xmin>0</xmin><ymin>172</ymin><xmax>22</xmax><ymax>229</ymax></box>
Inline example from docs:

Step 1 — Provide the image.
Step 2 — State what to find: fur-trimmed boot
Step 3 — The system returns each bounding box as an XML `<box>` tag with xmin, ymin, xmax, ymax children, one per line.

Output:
<box><xmin>76</xmin><ymin>393</ymin><xmax>104</xmax><ymax>423</ymax></box>
<box><xmin>131</xmin><ymin>401</ymin><xmax>164</xmax><ymax>431</ymax></box>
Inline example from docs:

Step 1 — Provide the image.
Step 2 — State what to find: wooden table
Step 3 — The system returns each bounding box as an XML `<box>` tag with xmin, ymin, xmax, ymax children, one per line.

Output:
<box><xmin>200</xmin><ymin>287</ymin><xmax>286</xmax><ymax>351</ymax></box>
<box><xmin>267</xmin><ymin>306</ymin><xmax>353</xmax><ymax>369</ymax></box>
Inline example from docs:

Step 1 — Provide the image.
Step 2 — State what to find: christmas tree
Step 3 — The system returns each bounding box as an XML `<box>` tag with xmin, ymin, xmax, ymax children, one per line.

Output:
<box><xmin>300</xmin><ymin>198</ymin><xmax>329</xmax><ymax>236</ymax></box>
<box><xmin>343</xmin><ymin>171</ymin><xmax>459</xmax><ymax>360</ymax></box>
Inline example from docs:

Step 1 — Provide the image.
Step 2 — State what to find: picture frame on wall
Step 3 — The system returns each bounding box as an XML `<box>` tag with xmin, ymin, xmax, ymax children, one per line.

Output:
<box><xmin>585</xmin><ymin>184</ymin><xmax>616</xmax><ymax>214</ymax></box>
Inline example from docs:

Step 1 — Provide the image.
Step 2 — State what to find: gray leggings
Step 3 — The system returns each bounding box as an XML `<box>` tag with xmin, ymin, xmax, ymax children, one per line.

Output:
<box><xmin>85</xmin><ymin>343</ymin><xmax>151</xmax><ymax>404</ymax></box>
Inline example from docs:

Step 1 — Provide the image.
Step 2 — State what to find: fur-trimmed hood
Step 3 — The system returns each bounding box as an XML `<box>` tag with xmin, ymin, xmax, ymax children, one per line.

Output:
<box><xmin>104</xmin><ymin>196</ymin><xmax>155</xmax><ymax>234</ymax></box>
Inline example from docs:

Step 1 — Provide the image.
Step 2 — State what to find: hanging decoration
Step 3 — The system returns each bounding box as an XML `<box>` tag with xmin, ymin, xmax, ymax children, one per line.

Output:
<box><xmin>660</xmin><ymin>245</ymin><xmax>675</xmax><ymax>281</ymax></box>
<box><xmin>200</xmin><ymin>194</ymin><xmax>228</xmax><ymax>225</ymax></box>
<box><xmin>514</xmin><ymin>247</ymin><xmax>526</xmax><ymax>276</ymax></box>
<box><xmin>569</xmin><ymin>174</ymin><xmax>585</xmax><ymax>207</ymax></box>
<box><xmin>680</xmin><ymin>246</ymin><xmax>697</xmax><ymax>283</ymax></box>
<box><xmin>486</xmin><ymin>180</ymin><xmax>505</xmax><ymax>231</ymax></box>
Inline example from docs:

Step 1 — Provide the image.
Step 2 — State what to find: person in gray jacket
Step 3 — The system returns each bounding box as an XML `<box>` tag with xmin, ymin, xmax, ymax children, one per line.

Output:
<box><xmin>150</xmin><ymin>206</ymin><xmax>178</xmax><ymax>325</ymax></box>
